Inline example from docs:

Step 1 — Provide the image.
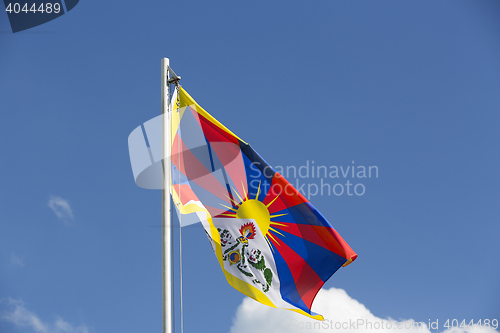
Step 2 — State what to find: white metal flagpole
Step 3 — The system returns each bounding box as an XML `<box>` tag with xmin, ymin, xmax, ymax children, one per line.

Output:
<box><xmin>161</xmin><ymin>57</ymin><xmax>173</xmax><ymax>333</ymax></box>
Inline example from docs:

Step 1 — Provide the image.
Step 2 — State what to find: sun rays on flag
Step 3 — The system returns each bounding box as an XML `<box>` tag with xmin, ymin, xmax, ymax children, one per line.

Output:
<box><xmin>218</xmin><ymin>181</ymin><xmax>288</xmax><ymax>250</ymax></box>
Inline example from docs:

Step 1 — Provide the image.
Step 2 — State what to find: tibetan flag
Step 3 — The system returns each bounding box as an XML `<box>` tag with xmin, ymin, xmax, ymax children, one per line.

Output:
<box><xmin>169</xmin><ymin>87</ymin><xmax>357</xmax><ymax>320</ymax></box>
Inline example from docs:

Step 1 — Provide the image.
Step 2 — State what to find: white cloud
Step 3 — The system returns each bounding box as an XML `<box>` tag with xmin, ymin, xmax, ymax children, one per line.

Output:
<box><xmin>10</xmin><ymin>253</ymin><xmax>25</xmax><ymax>268</ymax></box>
<box><xmin>48</xmin><ymin>196</ymin><xmax>74</xmax><ymax>225</ymax></box>
<box><xmin>229</xmin><ymin>288</ymin><xmax>498</xmax><ymax>333</ymax></box>
<box><xmin>0</xmin><ymin>299</ymin><xmax>90</xmax><ymax>333</ymax></box>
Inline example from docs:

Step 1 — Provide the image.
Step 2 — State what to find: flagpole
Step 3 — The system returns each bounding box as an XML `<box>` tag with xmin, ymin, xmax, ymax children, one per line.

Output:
<box><xmin>161</xmin><ymin>58</ymin><xmax>173</xmax><ymax>333</ymax></box>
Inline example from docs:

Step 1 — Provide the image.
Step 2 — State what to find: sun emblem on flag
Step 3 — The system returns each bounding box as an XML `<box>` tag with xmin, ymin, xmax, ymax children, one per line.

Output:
<box><xmin>219</xmin><ymin>181</ymin><xmax>287</xmax><ymax>250</ymax></box>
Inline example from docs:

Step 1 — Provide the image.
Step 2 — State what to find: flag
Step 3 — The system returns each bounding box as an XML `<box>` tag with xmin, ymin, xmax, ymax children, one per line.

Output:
<box><xmin>169</xmin><ymin>87</ymin><xmax>357</xmax><ymax>320</ymax></box>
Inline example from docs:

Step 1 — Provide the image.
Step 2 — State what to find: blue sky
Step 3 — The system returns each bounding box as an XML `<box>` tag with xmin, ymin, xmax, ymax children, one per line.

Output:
<box><xmin>1</xmin><ymin>1</ymin><xmax>499</xmax><ymax>332</ymax></box>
